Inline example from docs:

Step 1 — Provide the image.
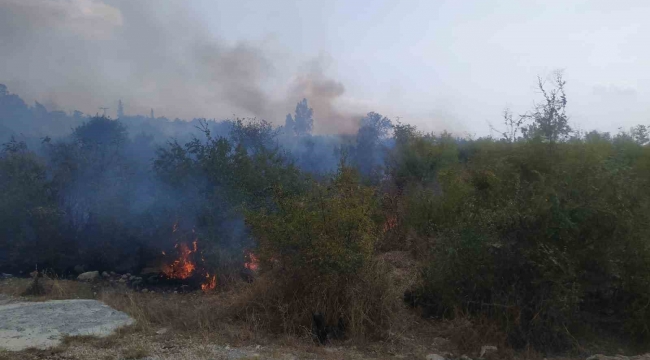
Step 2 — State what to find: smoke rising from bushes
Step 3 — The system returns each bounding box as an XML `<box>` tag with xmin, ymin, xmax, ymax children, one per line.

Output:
<box><xmin>0</xmin><ymin>0</ymin><xmax>362</xmax><ymax>133</ymax></box>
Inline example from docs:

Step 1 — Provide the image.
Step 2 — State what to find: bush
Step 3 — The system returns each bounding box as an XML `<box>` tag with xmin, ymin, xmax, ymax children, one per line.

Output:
<box><xmin>243</xmin><ymin>165</ymin><xmax>400</xmax><ymax>339</ymax></box>
<box><xmin>406</xmin><ymin>139</ymin><xmax>650</xmax><ymax>350</ymax></box>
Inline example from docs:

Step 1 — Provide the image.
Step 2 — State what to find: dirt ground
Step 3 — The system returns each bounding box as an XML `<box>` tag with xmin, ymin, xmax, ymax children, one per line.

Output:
<box><xmin>0</xmin><ymin>272</ymin><xmax>639</xmax><ymax>360</ymax></box>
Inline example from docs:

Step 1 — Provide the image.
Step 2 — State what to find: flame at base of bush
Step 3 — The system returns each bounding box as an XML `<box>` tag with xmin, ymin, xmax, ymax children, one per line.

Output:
<box><xmin>161</xmin><ymin>225</ymin><xmax>217</xmax><ymax>292</ymax></box>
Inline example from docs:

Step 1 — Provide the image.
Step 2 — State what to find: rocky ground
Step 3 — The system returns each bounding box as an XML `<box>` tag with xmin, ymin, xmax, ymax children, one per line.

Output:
<box><xmin>1</xmin><ymin>259</ymin><xmax>649</xmax><ymax>360</ymax></box>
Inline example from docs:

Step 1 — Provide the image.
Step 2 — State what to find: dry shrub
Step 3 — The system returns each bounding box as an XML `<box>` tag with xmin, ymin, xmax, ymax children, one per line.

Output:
<box><xmin>229</xmin><ymin>258</ymin><xmax>402</xmax><ymax>340</ymax></box>
<box><xmin>99</xmin><ymin>285</ymin><xmax>258</xmax><ymax>342</ymax></box>
<box><xmin>1</xmin><ymin>275</ymin><xmax>94</xmax><ymax>300</ymax></box>
<box><xmin>440</xmin><ymin>313</ymin><xmax>511</xmax><ymax>358</ymax></box>
<box><xmin>121</xmin><ymin>344</ymin><xmax>151</xmax><ymax>359</ymax></box>
<box><xmin>21</xmin><ymin>275</ymin><xmax>48</xmax><ymax>296</ymax></box>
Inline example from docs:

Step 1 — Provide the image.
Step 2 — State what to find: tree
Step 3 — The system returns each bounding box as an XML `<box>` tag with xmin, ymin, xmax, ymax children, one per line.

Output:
<box><xmin>521</xmin><ymin>72</ymin><xmax>572</xmax><ymax>143</ymax></box>
<box><xmin>354</xmin><ymin>112</ymin><xmax>393</xmax><ymax>179</ymax></box>
<box><xmin>631</xmin><ymin>124</ymin><xmax>649</xmax><ymax>145</ymax></box>
<box><xmin>117</xmin><ymin>100</ymin><xmax>124</xmax><ymax>118</ymax></box>
<box><xmin>285</xmin><ymin>98</ymin><xmax>314</xmax><ymax>135</ymax></box>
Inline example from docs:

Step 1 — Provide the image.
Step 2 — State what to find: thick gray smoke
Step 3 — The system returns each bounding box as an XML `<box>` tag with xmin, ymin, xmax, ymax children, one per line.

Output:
<box><xmin>0</xmin><ymin>0</ymin><xmax>362</xmax><ymax>133</ymax></box>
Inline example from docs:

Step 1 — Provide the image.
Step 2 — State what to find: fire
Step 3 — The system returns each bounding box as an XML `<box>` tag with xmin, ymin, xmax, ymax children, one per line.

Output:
<box><xmin>383</xmin><ymin>215</ymin><xmax>398</xmax><ymax>233</ymax></box>
<box><xmin>161</xmin><ymin>223</ymin><xmax>217</xmax><ymax>291</ymax></box>
<box><xmin>244</xmin><ymin>251</ymin><xmax>259</xmax><ymax>271</ymax></box>
<box><xmin>162</xmin><ymin>242</ymin><xmax>196</xmax><ymax>280</ymax></box>
<box><xmin>201</xmin><ymin>274</ymin><xmax>217</xmax><ymax>291</ymax></box>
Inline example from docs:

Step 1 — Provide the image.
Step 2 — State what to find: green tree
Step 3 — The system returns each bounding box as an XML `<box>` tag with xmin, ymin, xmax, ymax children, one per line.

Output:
<box><xmin>285</xmin><ymin>98</ymin><xmax>314</xmax><ymax>135</ymax></box>
<box><xmin>521</xmin><ymin>72</ymin><xmax>572</xmax><ymax>143</ymax></box>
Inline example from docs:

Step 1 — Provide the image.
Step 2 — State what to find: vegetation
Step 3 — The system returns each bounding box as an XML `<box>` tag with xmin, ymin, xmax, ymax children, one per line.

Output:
<box><xmin>2</xmin><ymin>75</ymin><xmax>650</xmax><ymax>353</ymax></box>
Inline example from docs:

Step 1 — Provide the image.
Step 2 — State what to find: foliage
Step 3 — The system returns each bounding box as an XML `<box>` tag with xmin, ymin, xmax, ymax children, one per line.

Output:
<box><xmin>284</xmin><ymin>98</ymin><xmax>314</xmax><ymax>136</ymax></box>
<box><xmin>242</xmin><ymin>164</ymin><xmax>399</xmax><ymax>337</ymax></box>
<box><xmin>521</xmin><ymin>72</ymin><xmax>572</xmax><ymax>143</ymax></box>
<box><xmin>354</xmin><ymin>112</ymin><xmax>393</xmax><ymax>180</ymax></box>
<box><xmin>402</xmin><ymin>136</ymin><xmax>650</xmax><ymax>350</ymax></box>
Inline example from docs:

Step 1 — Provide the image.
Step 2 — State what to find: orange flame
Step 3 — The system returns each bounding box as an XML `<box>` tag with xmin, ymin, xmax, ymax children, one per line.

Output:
<box><xmin>162</xmin><ymin>224</ymin><xmax>218</xmax><ymax>291</ymax></box>
<box><xmin>162</xmin><ymin>242</ymin><xmax>196</xmax><ymax>280</ymax></box>
<box><xmin>244</xmin><ymin>252</ymin><xmax>259</xmax><ymax>271</ymax></box>
<box><xmin>383</xmin><ymin>215</ymin><xmax>398</xmax><ymax>233</ymax></box>
<box><xmin>201</xmin><ymin>274</ymin><xmax>217</xmax><ymax>291</ymax></box>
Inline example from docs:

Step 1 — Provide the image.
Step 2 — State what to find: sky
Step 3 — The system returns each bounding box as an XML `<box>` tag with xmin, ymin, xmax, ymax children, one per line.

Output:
<box><xmin>1</xmin><ymin>0</ymin><xmax>649</xmax><ymax>135</ymax></box>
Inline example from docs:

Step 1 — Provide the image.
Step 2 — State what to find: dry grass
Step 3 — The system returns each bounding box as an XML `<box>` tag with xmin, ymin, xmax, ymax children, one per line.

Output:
<box><xmin>0</xmin><ymin>276</ymin><xmax>95</xmax><ymax>301</ymax></box>
<box><xmin>0</xmin><ymin>258</ymin><xmax>598</xmax><ymax>360</ymax></box>
<box><xmin>225</xmin><ymin>258</ymin><xmax>406</xmax><ymax>341</ymax></box>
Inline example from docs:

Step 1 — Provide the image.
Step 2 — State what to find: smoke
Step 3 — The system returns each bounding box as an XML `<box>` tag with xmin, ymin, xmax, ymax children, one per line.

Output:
<box><xmin>287</xmin><ymin>59</ymin><xmax>364</xmax><ymax>134</ymax></box>
<box><xmin>0</xmin><ymin>0</ymin><xmax>362</xmax><ymax>133</ymax></box>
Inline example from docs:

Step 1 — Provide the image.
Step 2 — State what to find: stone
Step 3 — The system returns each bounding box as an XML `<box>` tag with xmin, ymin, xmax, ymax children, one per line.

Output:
<box><xmin>129</xmin><ymin>276</ymin><xmax>136</xmax><ymax>281</ymax></box>
<box><xmin>426</xmin><ymin>354</ymin><xmax>446</xmax><ymax>360</ymax></box>
<box><xmin>118</xmin><ymin>278</ymin><xmax>127</xmax><ymax>283</ymax></box>
<box><xmin>460</xmin><ymin>356</ymin><xmax>472</xmax><ymax>360</ymax></box>
<box><xmin>587</xmin><ymin>356</ymin><xmax>629</xmax><ymax>360</ymax></box>
<box><xmin>141</xmin><ymin>289</ymin><xmax>148</xmax><ymax>293</ymax></box>
<box><xmin>101</xmin><ymin>271</ymin><xmax>110</xmax><ymax>278</ymax></box>
<box><xmin>155</xmin><ymin>327</ymin><xmax>169</xmax><ymax>335</ymax></box>
<box><xmin>121</xmin><ymin>274</ymin><xmax>129</xmax><ymax>280</ymax></box>
<box><xmin>77</xmin><ymin>271</ymin><xmax>99</xmax><ymax>281</ymax></box>
<box><xmin>0</xmin><ymin>299</ymin><xmax>134</xmax><ymax>351</ymax></box>
<box><xmin>432</xmin><ymin>337</ymin><xmax>450</xmax><ymax>347</ymax></box>
<box><xmin>480</xmin><ymin>345</ymin><xmax>498</xmax><ymax>358</ymax></box>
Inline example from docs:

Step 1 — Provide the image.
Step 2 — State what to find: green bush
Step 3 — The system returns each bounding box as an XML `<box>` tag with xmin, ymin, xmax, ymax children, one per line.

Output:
<box><xmin>406</xmin><ymin>139</ymin><xmax>650</xmax><ymax>350</ymax></box>
<box><xmin>243</xmin><ymin>165</ymin><xmax>400</xmax><ymax>338</ymax></box>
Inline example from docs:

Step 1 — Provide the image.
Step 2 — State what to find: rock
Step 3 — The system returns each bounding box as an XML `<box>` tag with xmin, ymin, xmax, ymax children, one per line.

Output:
<box><xmin>118</xmin><ymin>278</ymin><xmax>127</xmax><ymax>283</ymax></box>
<box><xmin>101</xmin><ymin>271</ymin><xmax>110</xmax><ymax>278</ymax></box>
<box><xmin>155</xmin><ymin>327</ymin><xmax>168</xmax><ymax>335</ymax></box>
<box><xmin>121</xmin><ymin>274</ymin><xmax>128</xmax><ymax>280</ymax></box>
<box><xmin>432</xmin><ymin>337</ymin><xmax>450</xmax><ymax>347</ymax></box>
<box><xmin>129</xmin><ymin>276</ymin><xmax>137</xmax><ymax>281</ymax></box>
<box><xmin>141</xmin><ymin>289</ymin><xmax>148</xmax><ymax>293</ymax></box>
<box><xmin>587</xmin><ymin>356</ymin><xmax>629</xmax><ymax>360</ymax></box>
<box><xmin>479</xmin><ymin>345</ymin><xmax>497</xmax><ymax>358</ymax></box>
<box><xmin>0</xmin><ymin>299</ymin><xmax>134</xmax><ymax>351</ymax></box>
<box><xmin>426</xmin><ymin>354</ymin><xmax>446</xmax><ymax>360</ymax></box>
<box><xmin>77</xmin><ymin>271</ymin><xmax>99</xmax><ymax>281</ymax></box>
<box><xmin>460</xmin><ymin>356</ymin><xmax>472</xmax><ymax>360</ymax></box>
<box><xmin>110</xmin><ymin>271</ymin><xmax>116</xmax><ymax>276</ymax></box>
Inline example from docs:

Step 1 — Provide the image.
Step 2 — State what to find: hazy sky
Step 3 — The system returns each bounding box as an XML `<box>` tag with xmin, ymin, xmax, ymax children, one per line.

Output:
<box><xmin>1</xmin><ymin>0</ymin><xmax>649</xmax><ymax>135</ymax></box>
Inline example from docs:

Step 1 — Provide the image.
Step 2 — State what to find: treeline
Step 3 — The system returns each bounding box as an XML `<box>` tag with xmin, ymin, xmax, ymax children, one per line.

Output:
<box><xmin>2</xmin><ymin>75</ymin><xmax>650</xmax><ymax>352</ymax></box>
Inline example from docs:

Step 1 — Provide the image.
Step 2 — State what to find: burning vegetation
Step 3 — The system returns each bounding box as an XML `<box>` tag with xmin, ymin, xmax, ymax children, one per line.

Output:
<box><xmin>159</xmin><ymin>224</ymin><xmax>217</xmax><ymax>291</ymax></box>
<box><xmin>5</xmin><ymin>78</ymin><xmax>650</xmax><ymax>354</ymax></box>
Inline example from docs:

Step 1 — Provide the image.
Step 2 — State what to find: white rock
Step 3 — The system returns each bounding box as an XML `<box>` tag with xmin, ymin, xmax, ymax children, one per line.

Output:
<box><xmin>587</xmin><ymin>355</ymin><xmax>629</xmax><ymax>360</ymax></box>
<box><xmin>155</xmin><ymin>327</ymin><xmax>168</xmax><ymax>335</ymax></box>
<box><xmin>433</xmin><ymin>337</ymin><xmax>450</xmax><ymax>347</ymax></box>
<box><xmin>480</xmin><ymin>345</ymin><xmax>498</xmax><ymax>358</ymax></box>
<box><xmin>0</xmin><ymin>299</ymin><xmax>133</xmax><ymax>351</ymax></box>
<box><xmin>77</xmin><ymin>271</ymin><xmax>99</xmax><ymax>281</ymax></box>
<box><xmin>426</xmin><ymin>354</ymin><xmax>446</xmax><ymax>360</ymax></box>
